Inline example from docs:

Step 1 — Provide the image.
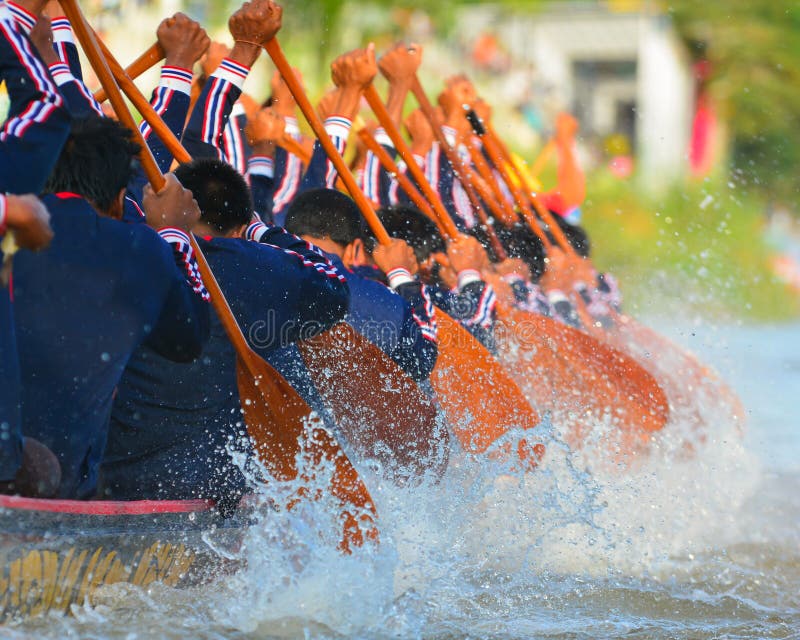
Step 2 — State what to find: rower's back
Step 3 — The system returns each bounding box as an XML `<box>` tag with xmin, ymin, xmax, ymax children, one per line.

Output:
<box><xmin>11</xmin><ymin>117</ymin><xmax>210</xmax><ymax>499</ymax></box>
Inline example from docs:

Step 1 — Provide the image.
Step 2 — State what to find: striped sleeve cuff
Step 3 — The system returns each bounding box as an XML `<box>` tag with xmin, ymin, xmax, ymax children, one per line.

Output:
<box><xmin>212</xmin><ymin>58</ymin><xmax>250</xmax><ymax>90</ymax></box>
<box><xmin>0</xmin><ymin>195</ymin><xmax>7</xmax><ymax>237</ymax></box>
<box><xmin>50</xmin><ymin>17</ymin><xmax>74</xmax><ymax>44</ymax></box>
<box><xmin>386</xmin><ymin>267</ymin><xmax>415</xmax><ymax>289</ymax></box>
<box><xmin>324</xmin><ymin>115</ymin><xmax>352</xmax><ymax>141</ymax></box>
<box><xmin>547</xmin><ymin>289</ymin><xmax>568</xmax><ymax>305</ymax></box>
<box><xmin>245</xmin><ymin>220</ymin><xmax>269</xmax><ymax>242</ymax></box>
<box><xmin>457</xmin><ymin>269</ymin><xmax>483</xmax><ymax>290</ymax></box>
<box><xmin>157</xmin><ymin>227</ymin><xmax>210</xmax><ymax>302</ymax></box>
<box><xmin>7</xmin><ymin>1</ymin><xmax>35</xmax><ymax>33</ymax></box>
<box><xmin>441</xmin><ymin>125</ymin><xmax>457</xmax><ymax>147</ymax></box>
<box><xmin>374</xmin><ymin>127</ymin><xmax>393</xmax><ymax>148</ymax></box>
<box><xmin>247</xmin><ymin>155</ymin><xmax>274</xmax><ymax>179</ymax></box>
<box><xmin>48</xmin><ymin>62</ymin><xmax>73</xmax><ymax>86</ymax></box>
<box><xmin>160</xmin><ymin>66</ymin><xmax>193</xmax><ymax>95</ymax></box>
<box><xmin>284</xmin><ymin>116</ymin><xmax>300</xmax><ymax>138</ymax></box>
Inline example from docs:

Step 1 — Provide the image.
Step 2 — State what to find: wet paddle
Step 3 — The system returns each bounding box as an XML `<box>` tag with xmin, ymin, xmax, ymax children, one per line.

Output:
<box><xmin>396</xmin><ymin>78</ymin><xmax>670</xmax><ymax>437</ymax></box>
<box><xmin>61</xmin><ymin>0</ymin><xmax>378</xmax><ymax>551</ymax></box>
<box><xmin>478</xmin><ymin>111</ymin><xmax>744</xmax><ymax>430</ymax></box>
<box><xmin>265</xmin><ymin>39</ymin><xmax>544</xmax><ymax>466</ymax></box>
<box><xmin>89</xmin><ymin>19</ymin><xmax>447</xmax><ymax>483</ymax></box>
<box><xmin>358</xmin><ymin>99</ymin><xmax>667</xmax><ymax>445</ymax></box>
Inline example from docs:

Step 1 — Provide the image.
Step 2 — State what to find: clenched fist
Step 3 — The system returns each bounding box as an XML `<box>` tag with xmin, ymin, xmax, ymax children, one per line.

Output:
<box><xmin>4</xmin><ymin>194</ymin><xmax>54</xmax><ymax>251</ymax></box>
<box><xmin>228</xmin><ymin>0</ymin><xmax>282</xmax><ymax>48</ymax></box>
<box><xmin>158</xmin><ymin>13</ymin><xmax>210</xmax><ymax>70</ymax></box>
<box><xmin>378</xmin><ymin>42</ymin><xmax>422</xmax><ymax>85</ymax></box>
<box><xmin>330</xmin><ymin>44</ymin><xmax>377</xmax><ymax>90</ymax></box>
<box><xmin>143</xmin><ymin>173</ymin><xmax>200</xmax><ymax>233</ymax></box>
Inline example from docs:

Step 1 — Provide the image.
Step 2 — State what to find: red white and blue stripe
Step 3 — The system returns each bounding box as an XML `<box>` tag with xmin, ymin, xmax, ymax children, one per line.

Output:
<box><xmin>6</xmin><ymin>1</ymin><xmax>34</xmax><ymax>33</ymax></box>
<box><xmin>323</xmin><ymin>116</ymin><xmax>351</xmax><ymax>188</ymax></box>
<box><xmin>157</xmin><ymin>228</ymin><xmax>210</xmax><ymax>302</ymax></box>
<box><xmin>0</xmin><ymin>14</ymin><xmax>64</xmax><ymax>142</ymax></box>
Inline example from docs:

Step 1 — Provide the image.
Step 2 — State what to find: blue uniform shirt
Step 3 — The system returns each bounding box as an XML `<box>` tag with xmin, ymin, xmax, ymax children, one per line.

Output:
<box><xmin>12</xmin><ymin>194</ymin><xmax>209</xmax><ymax>498</ymax></box>
<box><xmin>102</xmin><ymin>228</ymin><xmax>349</xmax><ymax>503</ymax></box>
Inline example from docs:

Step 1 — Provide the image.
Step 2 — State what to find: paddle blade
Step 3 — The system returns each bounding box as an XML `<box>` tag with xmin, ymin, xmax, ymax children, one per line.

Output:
<box><xmin>236</xmin><ymin>356</ymin><xmax>379</xmax><ymax>552</ymax></box>
<box><xmin>599</xmin><ymin>315</ymin><xmax>745</xmax><ymax>438</ymax></box>
<box><xmin>495</xmin><ymin>304</ymin><xmax>669</xmax><ymax>459</ymax></box>
<box><xmin>430</xmin><ymin>311</ymin><xmax>545</xmax><ymax>469</ymax></box>
<box><xmin>298</xmin><ymin>323</ymin><xmax>449</xmax><ymax>483</ymax></box>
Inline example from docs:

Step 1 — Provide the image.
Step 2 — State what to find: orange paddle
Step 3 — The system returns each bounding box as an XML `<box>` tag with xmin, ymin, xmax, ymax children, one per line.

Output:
<box><xmin>478</xmin><ymin>112</ymin><xmax>744</xmax><ymax>431</ymax></box>
<box><xmin>90</xmin><ymin>19</ymin><xmax>448</xmax><ymax>483</ymax></box>
<box><xmin>358</xmin><ymin>98</ymin><xmax>667</xmax><ymax>446</ymax></box>
<box><xmin>62</xmin><ymin>0</ymin><xmax>378</xmax><ymax>551</ymax></box>
<box><xmin>264</xmin><ymin>39</ymin><xmax>545</xmax><ymax>466</ymax></box>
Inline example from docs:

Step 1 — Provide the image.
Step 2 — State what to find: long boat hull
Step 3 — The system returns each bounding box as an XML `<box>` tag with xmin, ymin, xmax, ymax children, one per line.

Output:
<box><xmin>0</xmin><ymin>495</ymin><xmax>252</xmax><ymax>621</ymax></box>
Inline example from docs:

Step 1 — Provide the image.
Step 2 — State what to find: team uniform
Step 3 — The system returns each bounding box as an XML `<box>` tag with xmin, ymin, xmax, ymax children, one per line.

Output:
<box><xmin>103</xmin><ymin>223</ymin><xmax>349</xmax><ymax>505</ymax></box>
<box><xmin>0</xmin><ymin>3</ymin><xmax>70</xmax><ymax>481</ymax></box>
<box><xmin>283</xmin><ymin>115</ymin><xmax>440</xmax><ymax>381</ymax></box>
<box><xmin>12</xmin><ymin>193</ymin><xmax>210</xmax><ymax>498</ymax></box>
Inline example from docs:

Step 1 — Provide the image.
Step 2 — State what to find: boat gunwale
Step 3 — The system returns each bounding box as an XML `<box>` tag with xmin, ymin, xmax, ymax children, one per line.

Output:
<box><xmin>0</xmin><ymin>495</ymin><xmax>215</xmax><ymax>516</ymax></box>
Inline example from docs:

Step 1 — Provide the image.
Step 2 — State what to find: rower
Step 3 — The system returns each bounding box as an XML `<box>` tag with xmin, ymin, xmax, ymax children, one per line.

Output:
<box><xmin>102</xmin><ymin>157</ymin><xmax>350</xmax><ymax>508</ymax></box>
<box><xmin>0</xmin><ymin>195</ymin><xmax>61</xmax><ymax>497</ymax></box>
<box><xmin>285</xmin><ymin>188</ymin><xmax>438</xmax><ymax>382</ymax></box>
<box><xmin>0</xmin><ymin>2</ymin><xmax>70</xmax><ymax>496</ymax></box>
<box><xmin>378</xmin><ymin>204</ymin><xmax>499</xmax><ymax>352</ymax></box>
<box><xmin>12</xmin><ymin>116</ymin><xmax>211</xmax><ymax>499</ymax></box>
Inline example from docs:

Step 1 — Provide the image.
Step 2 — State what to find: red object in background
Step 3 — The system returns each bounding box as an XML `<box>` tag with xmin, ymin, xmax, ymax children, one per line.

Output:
<box><xmin>690</xmin><ymin>92</ymin><xmax>717</xmax><ymax>177</ymax></box>
<box><xmin>609</xmin><ymin>155</ymin><xmax>634</xmax><ymax>178</ymax></box>
<box><xmin>689</xmin><ymin>59</ymin><xmax>717</xmax><ymax>177</ymax></box>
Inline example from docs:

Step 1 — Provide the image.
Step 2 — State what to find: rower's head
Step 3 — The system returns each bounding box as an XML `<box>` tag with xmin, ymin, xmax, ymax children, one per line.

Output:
<box><xmin>378</xmin><ymin>204</ymin><xmax>458</xmax><ymax>287</ymax></box>
<box><xmin>173</xmin><ymin>158</ymin><xmax>253</xmax><ymax>238</ymax></box>
<box><xmin>44</xmin><ymin>116</ymin><xmax>141</xmax><ymax>219</ymax></box>
<box><xmin>285</xmin><ymin>188</ymin><xmax>369</xmax><ymax>267</ymax></box>
<box><xmin>378</xmin><ymin>205</ymin><xmax>445</xmax><ymax>263</ymax></box>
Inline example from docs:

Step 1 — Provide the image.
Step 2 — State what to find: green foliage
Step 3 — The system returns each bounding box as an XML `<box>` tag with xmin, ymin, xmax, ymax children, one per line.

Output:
<box><xmin>670</xmin><ymin>1</ymin><xmax>800</xmax><ymax>204</ymax></box>
<box><xmin>582</xmin><ymin>171</ymin><xmax>800</xmax><ymax>322</ymax></box>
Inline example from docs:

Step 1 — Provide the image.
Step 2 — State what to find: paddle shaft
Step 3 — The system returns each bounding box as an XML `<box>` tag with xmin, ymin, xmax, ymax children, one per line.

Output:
<box><xmin>277</xmin><ymin>134</ymin><xmax>310</xmax><ymax>165</ymax></box>
<box><xmin>406</xmin><ymin>78</ymin><xmax>513</xmax><ymax>258</ymax></box>
<box><xmin>263</xmin><ymin>39</ymin><xmax>392</xmax><ymax>246</ymax></box>
<box><xmin>93</xmin><ymin>41</ymin><xmax>165</xmax><ymax>103</ymax></box>
<box><xmin>356</xmin><ymin>127</ymin><xmax>448</xmax><ymax>236</ymax></box>
<box><xmin>61</xmin><ymin>0</ymin><xmax>267</xmax><ymax>375</ymax></box>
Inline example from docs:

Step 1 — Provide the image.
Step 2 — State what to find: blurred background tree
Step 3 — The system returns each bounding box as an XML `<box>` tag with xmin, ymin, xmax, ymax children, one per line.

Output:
<box><xmin>671</xmin><ymin>1</ymin><xmax>800</xmax><ymax>204</ymax></box>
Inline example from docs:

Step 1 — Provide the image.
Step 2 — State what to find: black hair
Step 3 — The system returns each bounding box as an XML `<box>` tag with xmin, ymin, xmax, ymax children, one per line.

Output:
<box><xmin>173</xmin><ymin>158</ymin><xmax>253</xmax><ymax>234</ymax></box>
<box><xmin>377</xmin><ymin>204</ymin><xmax>446</xmax><ymax>262</ymax></box>
<box><xmin>284</xmin><ymin>188</ymin><xmax>366</xmax><ymax>246</ymax></box>
<box><xmin>497</xmin><ymin>223</ymin><xmax>547</xmax><ymax>282</ymax></box>
<box><xmin>44</xmin><ymin>116</ymin><xmax>141</xmax><ymax>214</ymax></box>
<box><xmin>552</xmin><ymin>214</ymin><xmax>591</xmax><ymax>258</ymax></box>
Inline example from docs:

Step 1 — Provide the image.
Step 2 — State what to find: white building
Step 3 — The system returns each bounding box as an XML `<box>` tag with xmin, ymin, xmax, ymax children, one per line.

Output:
<box><xmin>457</xmin><ymin>2</ymin><xmax>694</xmax><ymax>184</ymax></box>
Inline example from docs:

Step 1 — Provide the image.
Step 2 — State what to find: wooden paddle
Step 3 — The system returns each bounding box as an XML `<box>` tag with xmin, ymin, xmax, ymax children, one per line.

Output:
<box><xmin>478</xmin><ymin>112</ymin><xmax>744</xmax><ymax>430</ymax></box>
<box><xmin>88</xmin><ymin>20</ymin><xmax>447</xmax><ymax>484</ymax></box>
<box><xmin>398</xmin><ymin>79</ymin><xmax>670</xmax><ymax>436</ymax></box>
<box><xmin>61</xmin><ymin>0</ymin><xmax>378</xmax><ymax>551</ymax></box>
<box><xmin>93</xmin><ymin>42</ymin><xmax>164</xmax><ymax>103</ymax></box>
<box><xmin>264</xmin><ymin>39</ymin><xmax>544</xmax><ymax>467</ymax></box>
<box><xmin>357</xmin><ymin>100</ymin><xmax>668</xmax><ymax>446</ymax></box>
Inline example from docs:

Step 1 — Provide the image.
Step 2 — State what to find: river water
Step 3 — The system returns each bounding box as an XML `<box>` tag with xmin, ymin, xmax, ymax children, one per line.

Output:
<box><xmin>5</xmin><ymin>321</ymin><xmax>800</xmax><ymax>639</ymax></box>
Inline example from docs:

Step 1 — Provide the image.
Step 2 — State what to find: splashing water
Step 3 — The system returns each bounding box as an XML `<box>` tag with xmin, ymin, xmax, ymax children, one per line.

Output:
<box><xmin>9</xmin><ymin>322</ymin><xmax>799</xmax><ymax>639</ymax></box>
